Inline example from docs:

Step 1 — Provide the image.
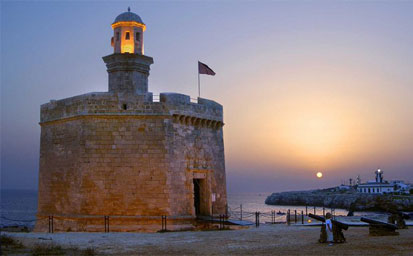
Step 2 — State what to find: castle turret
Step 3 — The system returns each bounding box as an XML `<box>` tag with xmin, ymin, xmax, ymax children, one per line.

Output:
<box><xmin>103</xmin><ymin>8</ymin><xmax>153</xmax><ymax>95</ymax></box>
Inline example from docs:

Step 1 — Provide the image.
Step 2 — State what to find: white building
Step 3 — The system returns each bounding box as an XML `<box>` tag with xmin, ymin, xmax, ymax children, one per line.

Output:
<box><xmin>357</xmin><ymin>169</ymin><xmax>394</xmax><ymax>194</ymax></box>
<box><xmin>391</xmin><ymin>180</ymin><xmax>411</xmax><ymax>194</ymax></box>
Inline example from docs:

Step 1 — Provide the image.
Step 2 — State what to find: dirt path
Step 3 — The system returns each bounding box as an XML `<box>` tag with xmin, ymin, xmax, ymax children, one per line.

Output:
<box><xmin>4</xmin><ymin>224</ymin><xmax>413</xmax><ymax>255</ymax></box>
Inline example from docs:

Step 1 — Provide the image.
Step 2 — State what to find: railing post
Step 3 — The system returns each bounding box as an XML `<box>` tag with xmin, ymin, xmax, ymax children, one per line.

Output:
<box><xmin>287</xmin><ymin>209</ymin><xmax>290</xmax><ymax>225</ymax></box>
<box><xmin>301</xmin><ymin>210</ymin><xmax>304</xmax><ymax>224</ymax></box>
<box><xmin>274</xmin><ymin>210</ymin><xmax>276</xmax><ymax>224</ymax></box>
<box><xmin>314</xmin><ymin>206</ymin><xmax>316</xmax><ymax>215</ymax></box>
<box><xmin>323</xmin><ymin>207</ymin><xmax>325</xmax><ymax>217</ymax></box>
<box><xmin>306</xmin><ymin>205</ymin><xmax>308</xmax><ymax>216</ymax></box>
<box><xmin>240</xmin><ymin>204</ymin><xmax>242</xmax><ymax>221</ymax></box>
<box><xmin>255</xmin><ymin>212</ymin><xmax>260</xmax><ymax>228</ymax></box>
<box><xmin>270</xmin><ymin>210</ymin><xmax>273</xmax><ymax>224</ymax></box>
<box><xmin>48</xmin><ymin>216</ymin><xmax>54</xmax><ymax>233</ymax></box>
<box><xmin>221</xmin><ymin>214</ymin><xmax>225</xmax><ymax>229</ymax></box>
<box><xmin>258</xmin><ymin>212</ymin><xmax>260</xmax><ymax>227</ymax></box>
<box><xmin>222</xmin><ymin>215</ymin><xmax>224</xmax><ymax>229</ymax></box>
<box><xmin>161</xmin><ymin>215</ymin><xmax>167</xmax><ymax>231</ymax></box>
<box><xmin>225</xmin><ymin>204</ymin><xmax>228</xmax><ymax>216</ymax></box>
<box><xmin>104</xmin><ymin>216</ymin><xmax>110</xmax><ymax>233</ymax></box>
<box><xmin>294</xmin><ymin>210</ymin><xmax>297</xmax><ymax>223</ymax></box>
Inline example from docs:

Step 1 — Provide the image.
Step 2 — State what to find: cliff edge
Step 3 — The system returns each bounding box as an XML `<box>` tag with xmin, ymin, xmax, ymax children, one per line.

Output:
<box><xmin>265</xmin><ymin>188</ymin><xmax>413</xmax><ymax>211</ymax></box>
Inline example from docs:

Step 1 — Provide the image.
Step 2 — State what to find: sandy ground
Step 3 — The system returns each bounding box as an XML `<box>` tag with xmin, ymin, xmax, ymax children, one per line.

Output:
<box><xmin>3</xmin><ymin>224</ymin><xmax>413</xmax><ymax>255</ymax></box>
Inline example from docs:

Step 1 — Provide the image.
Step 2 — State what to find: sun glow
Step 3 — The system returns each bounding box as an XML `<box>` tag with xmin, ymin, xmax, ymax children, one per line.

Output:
<box><xmin>316</xmin><ymin>172</ymin><xmax>323</xmax><ymax>178</ymax></box>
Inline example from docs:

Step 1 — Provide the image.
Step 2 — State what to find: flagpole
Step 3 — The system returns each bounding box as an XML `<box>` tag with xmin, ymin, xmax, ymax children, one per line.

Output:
<box><xmin>198</xmin><ymin>70</ymin><xmax>200</xmax><ymax>98</ymax></box>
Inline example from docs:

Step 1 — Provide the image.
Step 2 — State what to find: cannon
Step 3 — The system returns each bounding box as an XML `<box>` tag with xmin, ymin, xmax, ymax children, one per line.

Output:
<box><xmin>360</xmin><ymin>217</ymin><xmax>399</xmax><ymax>236</ymax></box>
<box><xmin>308</xmin><ymin>213</ymin><xmax>347</xmax><ymax>243</ymax></box>
<box><xmin>387</xmin><ymin>210</ymin><xmax>409</xmax><ymax>229</ymax></box>
<box><xmin>308</xmin><ymin>213</ymin><xmax>349</xmax><ymax>230</ymax></box>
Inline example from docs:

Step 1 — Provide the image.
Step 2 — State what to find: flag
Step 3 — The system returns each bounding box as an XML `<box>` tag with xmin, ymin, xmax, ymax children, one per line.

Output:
<box><xmin>198</xmin><ymin>61</ymin><xmax>216</xmax><ymax>76</ymax></box>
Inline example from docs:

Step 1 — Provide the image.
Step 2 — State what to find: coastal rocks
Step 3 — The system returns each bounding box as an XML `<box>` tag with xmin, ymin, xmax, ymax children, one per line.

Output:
<box><xmin>265</xmin><ymin>188</ymin><xmax>413</xmax><ymax>211</ymax></box>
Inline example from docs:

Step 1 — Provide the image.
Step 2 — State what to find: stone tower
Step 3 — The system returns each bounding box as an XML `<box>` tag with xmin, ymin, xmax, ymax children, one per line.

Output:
<box><xmin>105</xmin><ymin>8</ymin><xmax>153</xmax><ymax>95</ymax></box>
<box><xmin>35</xmin><ymin>9</ymin><xmax>227</xmax><ymax>232</ymax></box>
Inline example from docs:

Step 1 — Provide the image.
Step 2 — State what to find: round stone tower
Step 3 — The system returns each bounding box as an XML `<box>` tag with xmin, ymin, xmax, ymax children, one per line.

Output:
<box><xmin>35</xmin><ymin>9</ymin><xmax>227</xmax><ymax>232</ymax></box>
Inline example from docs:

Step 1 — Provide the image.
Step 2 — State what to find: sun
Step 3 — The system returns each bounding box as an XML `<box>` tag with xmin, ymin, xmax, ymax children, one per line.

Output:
<box><xmin>316</xmin><ymin>172</ymin><xmax>323</xmax><ymax>178</ymax></box>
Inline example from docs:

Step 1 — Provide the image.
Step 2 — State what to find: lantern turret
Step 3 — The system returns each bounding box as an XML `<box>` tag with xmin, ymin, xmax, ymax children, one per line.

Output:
<box><xmin>111</xmin><ymin>7</ymin><xmax>146</xmax><ymax>54</ymax></box>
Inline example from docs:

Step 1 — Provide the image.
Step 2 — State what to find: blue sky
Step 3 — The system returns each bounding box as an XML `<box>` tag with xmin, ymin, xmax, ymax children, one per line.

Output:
<box><xmin>1</xmin><ymin>1</ymin><xmax>413</xmax><ymax>192</ymax></box>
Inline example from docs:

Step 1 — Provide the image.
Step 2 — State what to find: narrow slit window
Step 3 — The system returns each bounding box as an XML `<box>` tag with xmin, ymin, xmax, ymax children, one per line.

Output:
<box><xmin>136</xmin><ymin>32</ymin><xmax>140</xmax><ymax>41</ymax></box>
<box><xmin>125</xmin><ymin>32</ymin><xmax>130</xmax><ymax>40</ymax></box>
<box><xmin>116</xmin><ymin>32</ymin><xmax>120</xmax><ymax>41</ymax></box>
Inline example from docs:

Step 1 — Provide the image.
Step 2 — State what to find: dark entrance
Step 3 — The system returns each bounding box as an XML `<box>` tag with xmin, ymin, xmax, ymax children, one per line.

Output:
<box><xmin>193</xmin><ymin>179</ymin><xmax>201</xmax><ymax>215</ymax></box>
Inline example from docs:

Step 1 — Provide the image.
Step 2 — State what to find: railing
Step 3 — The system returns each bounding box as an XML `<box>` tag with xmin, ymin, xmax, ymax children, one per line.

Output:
<box><xmin>226</xmin><ymin>205</ymin><xmax>338</xmax><ymax>227</ymax></box>
<box><xmin>0</xmin><ymin>215</ymin><xmax>176</xmax><ymax>233</ymax></box>
<box><xmin>151</xmin><ymin>95</ymin><xmax>198</xmax><ymax>104</ymax></box>
<box><xmin>2</xmin><ymin>205</ymin><xmax>338</xmax><ymax>233</ymax></box>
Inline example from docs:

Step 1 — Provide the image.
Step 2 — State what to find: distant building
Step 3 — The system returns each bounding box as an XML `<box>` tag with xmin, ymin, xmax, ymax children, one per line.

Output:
<box><xmin>357</xmin><ymin>169</ymin><xmax>394</xmax><ymax>194</ymax></box>
<box><xmin>391</xmin><ymin>180</ymin><xmax>411</xmax><ymax>194</ymax></box>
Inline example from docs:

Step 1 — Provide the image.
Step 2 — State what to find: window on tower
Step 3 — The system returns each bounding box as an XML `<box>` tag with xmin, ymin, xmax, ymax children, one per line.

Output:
<box><xmin>125</xmin><ymin>32</ymin><xmax>130</xmax><ymax>40</ymax></box>
<box><xmin>136</xmin><ymin>32</ymin><xmax>140</xmax><ymax>41</ymax></box>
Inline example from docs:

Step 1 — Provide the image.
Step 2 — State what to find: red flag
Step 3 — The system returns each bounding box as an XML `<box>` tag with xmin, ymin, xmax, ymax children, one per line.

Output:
<box><xmin>198</xmin><ymin>61</ymin><xmax>216</xmax><ymax>76</ymax></box>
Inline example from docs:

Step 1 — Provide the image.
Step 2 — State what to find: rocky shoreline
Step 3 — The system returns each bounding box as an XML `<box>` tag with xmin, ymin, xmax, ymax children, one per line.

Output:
<box><xmin>265</xmin><ymin>188</ymin><xmax>413</xmax><ymax>212</ymax></box>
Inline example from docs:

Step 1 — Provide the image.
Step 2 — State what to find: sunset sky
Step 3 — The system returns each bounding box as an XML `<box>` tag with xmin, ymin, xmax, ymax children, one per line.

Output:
<box><xmin>1</xmin><ymin>1</ymin><xmax>412</xmax><ymax>193</ymax></box>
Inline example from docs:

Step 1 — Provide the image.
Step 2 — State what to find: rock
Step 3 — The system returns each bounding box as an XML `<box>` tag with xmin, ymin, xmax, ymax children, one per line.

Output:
<box><xmin>265</xmin><ymin>188</ymin><xmax>413</xmax><ymax>211</ymax></box>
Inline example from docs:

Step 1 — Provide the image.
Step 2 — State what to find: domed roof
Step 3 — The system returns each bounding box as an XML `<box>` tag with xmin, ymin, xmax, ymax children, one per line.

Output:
<box><xmin>113</xmin><ymin>8</ymin><xmax>144</xmax><ymax>24</ymax></box>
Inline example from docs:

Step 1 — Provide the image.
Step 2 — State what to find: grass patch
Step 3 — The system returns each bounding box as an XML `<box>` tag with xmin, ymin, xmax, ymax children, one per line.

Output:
<box><xmin>32</xmin><ymin>243</ymin><xmax>65</xmax><ymax>256</ymax></box>
<box><xmin>31</xmin><ymin>244</ymin><xmax>96</xmax><ymax>256</ymax></box>
<box><xmin>0</xmin><ymin>234</ymin><xmax>24</xmax><ymax>248</ymax></box>
<box><xmin>82</xmin><ymin>247</ymin><xmax>96</xmax><ymax>256</ymax></box>
<box><xmin>0</xmin><ymin>235</ymin><xmax>96</xmax><ymax>255</ymax></box>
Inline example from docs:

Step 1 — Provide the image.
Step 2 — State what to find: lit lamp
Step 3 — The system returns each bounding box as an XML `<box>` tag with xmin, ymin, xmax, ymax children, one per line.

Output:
<box><xmin>111</xmin><ymin>7</ymin><xmax>146</xmax><ymax>54</ymax></box>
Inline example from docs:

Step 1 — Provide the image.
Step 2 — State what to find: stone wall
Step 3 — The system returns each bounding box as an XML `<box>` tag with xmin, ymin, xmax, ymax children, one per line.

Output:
<box><xmin>36</xmin><ymin>91</ymin><xmax>226</xmax><ymax>232</ymax></box>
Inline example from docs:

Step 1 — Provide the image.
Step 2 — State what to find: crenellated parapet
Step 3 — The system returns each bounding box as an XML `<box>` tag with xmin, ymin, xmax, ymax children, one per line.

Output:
<box><xmin>171</xmin><ymin>114</ymin><xmax>223</xmax><ymax>130</ymax></box>
<box><xmin>40</xmin><ymin>92</ymin><xmax>223</xmax><ymax>129</ymax></box>
<box><xmin>160</xmin><ymin>93</ymin><xmax>223</xmax><ymax>129</ymax></box>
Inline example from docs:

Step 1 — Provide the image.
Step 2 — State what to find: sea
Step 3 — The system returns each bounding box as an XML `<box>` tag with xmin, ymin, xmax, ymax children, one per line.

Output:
<box><xmin>1</xmin><ymin>190</ymin><xmax>376</xmax><ymax>228</ymax></box>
